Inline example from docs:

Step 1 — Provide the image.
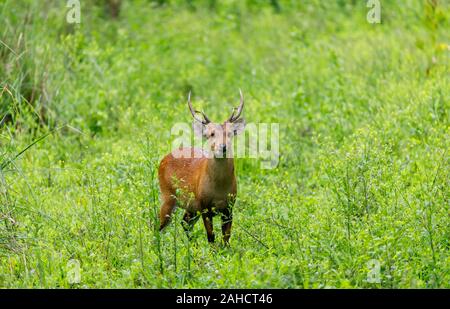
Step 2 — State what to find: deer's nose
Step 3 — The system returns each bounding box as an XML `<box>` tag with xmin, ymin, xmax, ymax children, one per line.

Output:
<box><xmin>220</xmin><ymin>144</ymin><xmax>227</xmax><ymax>153</ymax></box>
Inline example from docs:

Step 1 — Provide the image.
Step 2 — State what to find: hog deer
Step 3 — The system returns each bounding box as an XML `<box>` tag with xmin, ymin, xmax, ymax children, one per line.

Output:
<box><xmin>158</xmin><ymin>91</ymin><xmax>246</xmax><ymax>244</ymax></box>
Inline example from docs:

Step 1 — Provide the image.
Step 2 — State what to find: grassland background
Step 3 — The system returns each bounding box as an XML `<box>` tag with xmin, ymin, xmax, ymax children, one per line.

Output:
<box><xmin>0</xmin><ymin>0</ymin><xmax>449</xmax><ymax>288</ymax></box>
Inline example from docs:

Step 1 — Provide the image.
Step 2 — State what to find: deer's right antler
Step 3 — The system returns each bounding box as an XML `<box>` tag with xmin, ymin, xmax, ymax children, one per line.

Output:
<box><xmin>188</xmin><ymin>91</ymin><xmax>211</xmax><ymax>125</ymax></box>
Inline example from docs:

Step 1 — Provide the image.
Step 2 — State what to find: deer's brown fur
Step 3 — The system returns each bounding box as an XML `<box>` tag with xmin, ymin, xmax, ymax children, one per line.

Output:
<box><xmin>158</xmin><ymin>91</ymin><xmax>245</xmax><ymax>244</ymax></box>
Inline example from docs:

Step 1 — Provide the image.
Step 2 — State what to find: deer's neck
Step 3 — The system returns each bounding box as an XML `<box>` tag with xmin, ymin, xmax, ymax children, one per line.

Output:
<box><xmin>204</xmin><ymin>158</ymin><xmax>235</xmax><ymax>186</ymax></box>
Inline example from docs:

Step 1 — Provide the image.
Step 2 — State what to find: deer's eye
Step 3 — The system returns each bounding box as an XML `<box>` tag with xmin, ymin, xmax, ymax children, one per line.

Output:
<box><xmin>210</xmin><ymin>132</ymin><xmax>215</xmax><ymax>137</ymax></box>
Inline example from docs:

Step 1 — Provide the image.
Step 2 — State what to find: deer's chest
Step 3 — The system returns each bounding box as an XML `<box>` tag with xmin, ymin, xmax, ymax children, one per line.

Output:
<box><xmin>198</xmin><ymin>180</ymin><xmax>235</xmax><ymax>210</ymax></box>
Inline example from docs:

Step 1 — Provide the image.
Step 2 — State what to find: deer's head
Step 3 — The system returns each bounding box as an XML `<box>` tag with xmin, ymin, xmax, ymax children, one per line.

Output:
<box><xmin>188</xmin><ymin>90</ymin><xmax>246</xmax><ymax>158</ymax></box>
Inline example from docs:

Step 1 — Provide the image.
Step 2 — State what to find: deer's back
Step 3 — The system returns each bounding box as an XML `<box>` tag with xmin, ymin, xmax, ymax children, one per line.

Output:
<box><xmin>158</xmin><ymin>148</ymin><xmax>208</xmax><ymax>208</ymax></box>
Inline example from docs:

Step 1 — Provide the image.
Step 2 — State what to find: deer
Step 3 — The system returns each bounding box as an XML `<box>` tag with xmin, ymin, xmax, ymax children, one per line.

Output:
<box><xmin>158</xmin><ymin>90</ymin><xmax>246</xmax><ymax>244</ymax></box>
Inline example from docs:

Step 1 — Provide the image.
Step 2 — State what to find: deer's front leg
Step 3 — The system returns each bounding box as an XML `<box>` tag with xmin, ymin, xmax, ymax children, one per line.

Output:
<box><xmin>202</xmin><ymin>211</ymin><xmax>215</xmax><ymax>243</ymax></box>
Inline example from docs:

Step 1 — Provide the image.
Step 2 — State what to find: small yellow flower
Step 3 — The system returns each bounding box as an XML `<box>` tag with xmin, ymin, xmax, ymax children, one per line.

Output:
<box><xmin>436</xmin><ymin>43</ymin><xmax>450</xmax><ymax>51</ymax></box>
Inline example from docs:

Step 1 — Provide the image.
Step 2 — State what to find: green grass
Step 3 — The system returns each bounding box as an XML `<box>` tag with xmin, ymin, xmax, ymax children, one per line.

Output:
<box><xmin>0</xmin><ymin>0</ymin><xmax>449</xmax><ymax>288</ymax></box>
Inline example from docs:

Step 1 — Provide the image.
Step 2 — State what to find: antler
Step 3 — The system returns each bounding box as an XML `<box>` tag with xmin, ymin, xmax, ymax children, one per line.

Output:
<box><xmin>227</xmin><ymin>89</ymin><xmax>244</xmax><ymax>122</ymax></box>
<box><xmin>187</xmin><ymin>91</ymin><xmax>211</xmax><ymax>125</ymax></box>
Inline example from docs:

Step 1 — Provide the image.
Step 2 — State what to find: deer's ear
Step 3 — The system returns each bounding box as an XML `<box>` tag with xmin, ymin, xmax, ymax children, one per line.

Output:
<box><xmin>193</xmin><ymin>122</ymin><xmax>207</xmax><ymax>138</ymax></box>
<box><xmin>232</xmin><ymin>118</ymin><xmax>246</xmax><ymax>135</ymax></box>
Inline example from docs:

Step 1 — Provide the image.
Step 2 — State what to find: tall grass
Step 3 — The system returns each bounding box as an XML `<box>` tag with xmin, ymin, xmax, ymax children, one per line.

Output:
<box><xmin>0</xmin><ymin>0</ymin><xmax>449</xmax><ymax>288</ymax></box>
